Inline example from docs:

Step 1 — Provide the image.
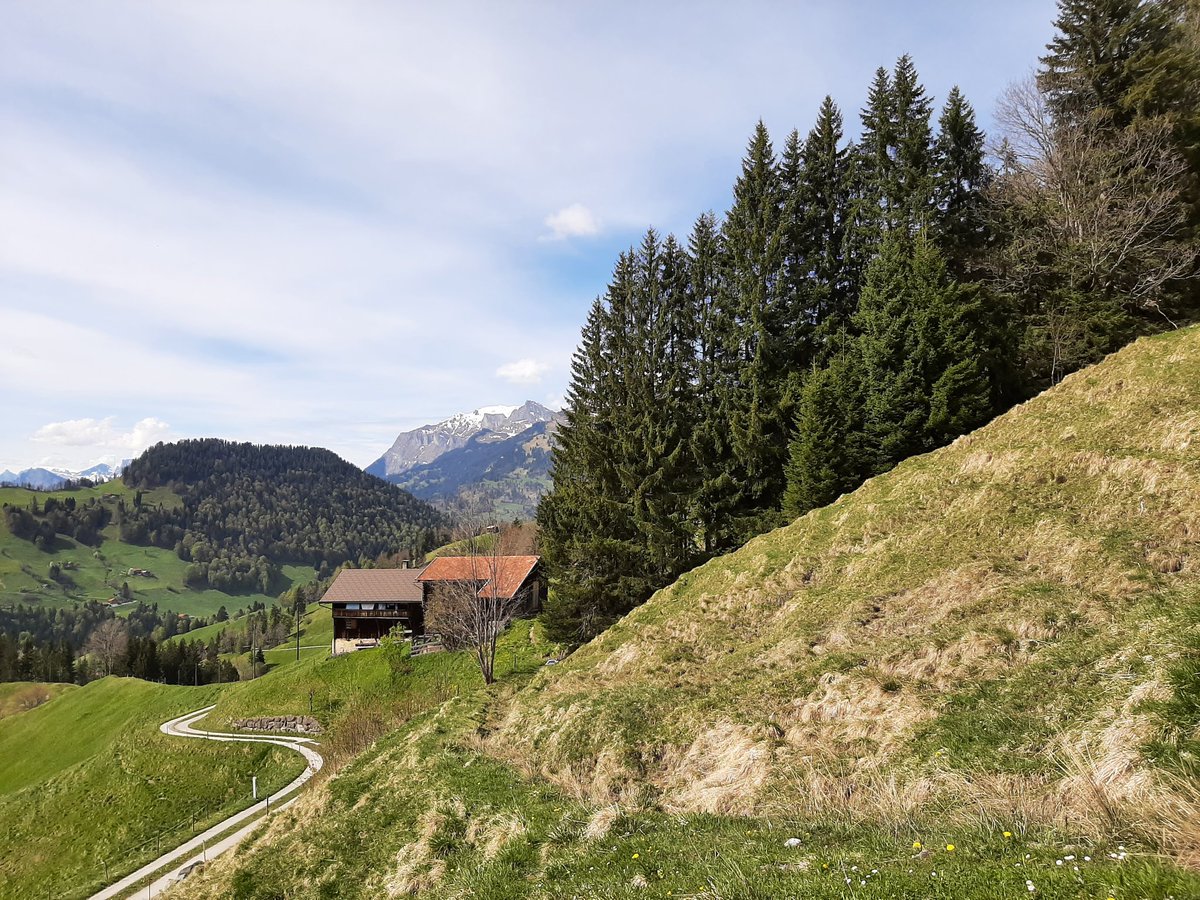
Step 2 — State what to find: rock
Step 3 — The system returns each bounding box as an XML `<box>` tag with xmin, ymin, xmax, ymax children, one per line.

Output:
<box><xmin>784</xmin><ymin>837</ymin><xmax>802</xmax><ymax>848</ymax></box>
<box><xmin>233</xmin><ymin>716</ymin><xmax>323</xmax><ymax>735</ymax></box>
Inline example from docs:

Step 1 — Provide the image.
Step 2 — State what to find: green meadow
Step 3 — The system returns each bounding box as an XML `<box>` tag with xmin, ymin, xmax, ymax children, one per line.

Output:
<box><xmin>0</xmin><ymin>481</ymin><xmax>317</xmax><ymax>618</ymax></box>
<box><xmin>0</xmin><ymin>676</ymin><xmax>305</xmax><ymax>900</ymax></box>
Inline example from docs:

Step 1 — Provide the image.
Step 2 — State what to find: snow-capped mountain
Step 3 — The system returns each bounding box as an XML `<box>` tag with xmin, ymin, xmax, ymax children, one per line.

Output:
<box><xmin>0</xmin><ymin>461</ymin><xmax>125</xmax><ymax>490</ymax></box>
<box><xmin>365</xmin><ymin>401</ymin><xmax>561</xmax><ymax>480</ymax></box>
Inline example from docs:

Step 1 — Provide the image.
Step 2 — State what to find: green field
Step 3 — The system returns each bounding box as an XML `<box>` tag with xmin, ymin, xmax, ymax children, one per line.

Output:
<box><xmin>167</xmin><ymin>328</ymin><xmax>1200</xmax><ymax>898</ymax></box>
<box><xmin>0</xmin><ymin>481</ymin><xmax>318</xmax><ymax>617</ymax></box>
<box><xmin>0</xmin><ymin>680</ymin><xmax>76</xmax><ymax>721</ymax></box>
<box><xmin>166</xmin><ymin>599</ymin><xmax>334</xmax><ymax>652</ymax></box>
<box><xmin>0</xmin><ymin>676</ymin><xmax>305</xmax><ymax>900</ymax></box>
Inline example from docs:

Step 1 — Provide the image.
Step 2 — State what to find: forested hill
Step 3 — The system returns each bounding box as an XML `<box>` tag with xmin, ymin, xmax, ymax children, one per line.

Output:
<box><xmin>120</xmin><ymin>439</ymin><xmax>446</xmax><ymax>592</ymax></box>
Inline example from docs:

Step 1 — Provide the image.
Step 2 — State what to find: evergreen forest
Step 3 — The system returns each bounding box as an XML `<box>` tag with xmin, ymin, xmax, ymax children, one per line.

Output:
<box><xmin>120</xmin><ymin>439</ymin><xmax>446</xmax><ymax>593</ymax></box>
<box><xmin>538</xmin><ymin>0</ymin><xmax>1200</xmax><ymax>643</ymax></box>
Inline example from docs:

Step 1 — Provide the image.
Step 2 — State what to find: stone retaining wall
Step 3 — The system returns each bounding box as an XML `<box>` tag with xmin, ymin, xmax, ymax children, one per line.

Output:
<box><xmin>233</xmin><ymin>715</ymin><xmax>323</xmax><ymax>735</ymax></box>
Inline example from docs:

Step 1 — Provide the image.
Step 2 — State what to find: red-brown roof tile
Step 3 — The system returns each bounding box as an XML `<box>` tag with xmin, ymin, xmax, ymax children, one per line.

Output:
<box><xmin>417</xmin><ymin>555</ymin><xmax>540</xmax><ymax>600</ymax></box>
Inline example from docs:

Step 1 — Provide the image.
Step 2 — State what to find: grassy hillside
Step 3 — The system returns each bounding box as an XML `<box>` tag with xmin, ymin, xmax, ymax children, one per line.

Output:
<box><xmin>165</xmin><ymin>597</ymin><xmax>333</xmax><ymax>650</ymax></box>
<box><xmin>0</xmin><ymin>680</ymin><xmax>75</xmax><ymax>721</ymax></box>
<box><xmin>166</xmin><ymin>327</ymin><xmax>1200</xmax><ymax>899</ymax></box>
<box><xmin>0</xmin><ymin>677</ymin><xmax>304</xmax><ymax>900</ymax></box>
<box><xmin>0</xmin><ymin>480</ymin><xmax>316</xmax><ymax>616</ymax></box>
<box><xmin>489</xmin><ymin>327</ymin><xmax>1200</xmax><ymax>856</ymax></box>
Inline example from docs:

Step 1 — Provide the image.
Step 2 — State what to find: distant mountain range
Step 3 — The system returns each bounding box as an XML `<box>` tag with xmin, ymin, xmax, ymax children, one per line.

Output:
<box><xmin>0</xmin><ymin>462</ymin><xmax>124</xmax><ymax>490</ymax></box>
<box><xmin>366</xmin><ymin>401</ymin><xmax>563</xmax><ymax>518</ymax></box>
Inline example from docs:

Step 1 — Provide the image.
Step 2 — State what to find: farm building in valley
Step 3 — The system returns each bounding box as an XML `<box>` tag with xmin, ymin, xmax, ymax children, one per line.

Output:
<box><xmin>320</xmin><ymin>555</ymin><xmax>543</xmax><ymax>655</ymax></box>
<box><xmin>320</xmin><ymin>568</ymin><xmax>425</xmax><ymax>655</ymax></box>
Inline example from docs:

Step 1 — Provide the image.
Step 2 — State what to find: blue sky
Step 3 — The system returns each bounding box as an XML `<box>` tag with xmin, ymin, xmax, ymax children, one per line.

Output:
<box><xmin>1</xmin><ymin>0</ymin><xmax>1058</xmax><ymax>470</ymax></box>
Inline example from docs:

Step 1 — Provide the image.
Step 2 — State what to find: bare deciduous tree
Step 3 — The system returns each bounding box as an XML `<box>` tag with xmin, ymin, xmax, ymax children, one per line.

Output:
<box><xmin>991</xmin><ymin>75</ymin><xmax>1198</xmax><ymax>325</ymax></box>
<box><xmin>85</xmin><ymin>619</ymin><xmax>128</xmax><ymax>677</ymax></box>
<box><xmin>425</xmin><ymin>524</ymin><xmax>528</xmax><ymax>685</ymax></box>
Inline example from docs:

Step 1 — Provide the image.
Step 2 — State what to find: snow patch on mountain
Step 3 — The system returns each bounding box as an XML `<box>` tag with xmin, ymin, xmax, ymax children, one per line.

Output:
<box><xmin>366</xmin><ymin>401</ymin><xmax>562</xmax><ymax>479</ymax></box>
<box><xmin>0</xmin><ymin>461</ymin><xmax>126</xmax><ymax>489</ymax></box>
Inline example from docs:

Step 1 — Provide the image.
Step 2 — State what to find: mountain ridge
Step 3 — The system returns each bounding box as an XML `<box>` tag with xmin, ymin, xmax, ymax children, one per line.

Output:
<box><xmin>390</xmin><ymin>420</ymin><xmax>558</xmax><ymax>518</ymax></box>
<box><xmin>0</xmin><ymin>462</ymin><xmax>123</xmax><ymax>490</ymax></box>
<box><xmin>366</xmin><ymin>400</ymin><xmax>561</xmax><ymax>480</ymax></box>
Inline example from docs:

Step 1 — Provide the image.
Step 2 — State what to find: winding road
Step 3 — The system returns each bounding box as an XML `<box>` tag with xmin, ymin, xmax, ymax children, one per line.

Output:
<box><xmin>87</xmin><ymin>706</ymin><xmax>324</xmax><ymax>900</ymax></box>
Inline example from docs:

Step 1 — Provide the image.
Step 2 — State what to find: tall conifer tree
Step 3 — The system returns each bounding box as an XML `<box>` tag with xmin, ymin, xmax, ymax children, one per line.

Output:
<box><xmin>717</xmin><ymin>121</ymin><xmax>789</xmax><ymax>536</ymax></box>
<box><xmin>933</xmin><ymin>87</ymin><xmax>988</xmax><ymax>275</ymax></box>
<box><xmin>688</xmin><ymin>212</ymin><xmax>740</xmax><ymax>556</ymax></box>
<box><xmin>800</xmin><ymin>97</ymin><xmax>853</xmax><ymax>339</ymax></box>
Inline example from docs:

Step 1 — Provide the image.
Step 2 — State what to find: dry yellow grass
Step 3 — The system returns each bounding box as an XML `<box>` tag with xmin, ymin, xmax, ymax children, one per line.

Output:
<box><xmin>487</xmin><ymin>327</ymin><xmax>1200</xmax><ymax>862</ymax></box>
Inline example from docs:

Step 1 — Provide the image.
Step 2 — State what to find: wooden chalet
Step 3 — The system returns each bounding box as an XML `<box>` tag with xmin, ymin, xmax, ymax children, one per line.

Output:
<box><xmin>320</xmin><ymin>555</ymin><xmax>543</xmax><ymax>655</ymax></box>
<box><xmin>320</xmin><ymin>567</ymin><xmax>426</xmax><ymax>655</ymax></box>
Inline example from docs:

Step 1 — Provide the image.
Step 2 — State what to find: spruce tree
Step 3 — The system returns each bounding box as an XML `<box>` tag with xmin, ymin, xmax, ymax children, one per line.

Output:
<box><xmin>717</xmin><ymin>121</ymin><xmax>789</xmax><ymax>536</ymax></box>
<box><xmin>632</xmin><ymin>233</ymin><xmax>700</xmax><ymax>583</ymax></box>
<box><xmin>1039</xmin><ymin>0</ymin><xmax>1188</xmax><ymax>131</ymax></box>
<box><xmin>933</xmin><ymin>87</ymin><xmax>988</xmax><ymax>275</ymax></box>
<box><xmin>844</xmin><ymin>67</ymin><xmax>894</xmax><ymax>293</ymax></box>
<box><xmin>800</xmin><ymin>97</ymin><xmax>852</xmax><ymax>338</ymax></box>
<box><xmin>537</xmin><ymin>289</ymin><xmax>633</xmax><ymax>643</ymax></box>
<box><xmin>783</xmin><ymin>334</ymin><xmax>869</xmax><ymax>518</ymax></box>
<box><xmin>777</xmin><ymin>128</ymin><xmax>818</xmax><ymax>377</ymax></box>
<box><xmin>688</xmin><ymin>212</ymin><xmax>740</xmax><ymax>556</ymax></box>
<box><xmin>890</xmin><ymin>54</ymin><xmax>936</xmax><ymax>230</ymax></box>
<box><xmin>855</xmin><ymin>230</ymin><xmax>999</xmax><ymax>472</ymax></box>
<box><xmin>854</xmin><ymin>230</ymin><xmax>929</xmax><ymax>471</ymax></box>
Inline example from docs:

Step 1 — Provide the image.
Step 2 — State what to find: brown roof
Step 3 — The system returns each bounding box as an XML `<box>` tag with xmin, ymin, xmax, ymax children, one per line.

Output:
<box><xmin>417</xmin><ymin>555</ymin><xmax>540</xmax><ymax>600</ymax></box>
<box><xmin>320</xmin><ymin>567</ymin><xmax>425</xmax><ymax>604</ymax></box>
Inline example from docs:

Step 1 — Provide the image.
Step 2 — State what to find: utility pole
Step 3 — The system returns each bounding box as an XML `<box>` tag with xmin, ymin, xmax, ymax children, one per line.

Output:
<box><xmin>295</xmin><ymin>597</ymin><xmax>302</xmax><ymax>662</ymax></box>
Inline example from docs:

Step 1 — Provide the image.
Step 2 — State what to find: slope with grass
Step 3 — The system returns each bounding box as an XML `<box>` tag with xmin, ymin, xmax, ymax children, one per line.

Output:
<box><xmin>165</xmin><ymin>327</ymin><xmax>1200</xmax><ymax>899</ymax></box>
<box><xmin>0</xmin><ymin>677</ymin><xmax>304</xmax><ymax>900</ymax></box>
<box><xmin>0</xmin><ymin>680</ymin><xmax>76</xmax><ymax>720</ymax></box>
<box><xmin>0</xmin><ymin>478</ymin><xmax>315</xmax><ymax>617</ymax></box>
<box><xmin>489</xmin><ymin>326</ymin><xmax>1200</xmax><ymax>858</ymax></box>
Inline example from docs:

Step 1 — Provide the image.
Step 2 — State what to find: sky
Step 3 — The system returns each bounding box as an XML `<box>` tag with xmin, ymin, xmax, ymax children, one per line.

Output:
<box><xmin>1</xmin><ymin>0</ymin><xmax>1058</xmax><ymax>470</ymax></box>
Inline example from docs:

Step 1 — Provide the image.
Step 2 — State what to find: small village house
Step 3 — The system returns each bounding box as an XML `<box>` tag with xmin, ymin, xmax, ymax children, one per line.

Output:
<box><xmin>320</xmin><ymin>555</ymin><xmax>543</xmax><ymax>655</ymax></box>
<box><xmin>320</xmin><ymin>568</ymin><xmax>426</xmax><ymax>655</ymax></box>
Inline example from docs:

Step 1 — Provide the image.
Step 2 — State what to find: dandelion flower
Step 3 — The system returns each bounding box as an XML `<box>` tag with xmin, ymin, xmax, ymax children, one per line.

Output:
<box><xmin>946</xmin><ymin>844</ymin><xmax>955</xmax><ymax>852</ymax></box>
<box><xmin>913</xmin><ymin>840</ymin><xmax>922</xmax><ymax>850</ymax></box>
<box><xmin>1004</xmin><ymin>831</ymin><xmax>1013</xmax><ymax>838</ymax></box>
<box><xmin>632</xmin><ymin>853</ymin><xmax>640</xmax><ymax>859</ymax></box>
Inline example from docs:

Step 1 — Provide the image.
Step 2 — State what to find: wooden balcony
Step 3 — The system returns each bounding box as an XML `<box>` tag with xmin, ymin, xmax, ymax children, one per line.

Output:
<box><xmin>331</xmin><ymin>607</ymin><xmax>416</xmax><ymax>619</ymax></box>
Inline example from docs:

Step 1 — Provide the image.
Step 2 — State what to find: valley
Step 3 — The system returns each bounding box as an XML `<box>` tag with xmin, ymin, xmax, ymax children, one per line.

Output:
<box><xmin>4</xmin><ymin>2</ymin><xmax>1199</xmax><ymax>897</ymax></box>
<box><xmin>4</xmin><ymin>324</ymin><xmax>1188</xmax><ymax>900</ymax></box>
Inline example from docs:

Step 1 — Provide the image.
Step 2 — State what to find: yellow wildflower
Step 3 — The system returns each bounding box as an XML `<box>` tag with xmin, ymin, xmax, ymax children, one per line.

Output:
<box><xmin>1004</xmin><ymin>831</ymin><xmax>1012</xmax><ymax>838</ymax></box>
<box><xmin>946</xmin><ymin>844</ymin><xmax>956</xmax><ymax>852</ymax></box>
<box><xmin>632</xmin><ymin>853</ymin><xmax>640</xmax><ymax>859</ymax></box>
<box><xmin>913</xmin><ymin>840</ymin><xmax>922</xmax><ymax>850</ymax></box>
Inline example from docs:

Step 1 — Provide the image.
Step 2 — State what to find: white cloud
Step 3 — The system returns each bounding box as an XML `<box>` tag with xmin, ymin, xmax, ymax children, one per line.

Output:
<box><xmin>542</xmin><ymin>203</ymin><xmax>600</xmax><ymax>241</ymax></box>
<box><xmin>496</xmin><ymin>358</ymin><xmax>550</xmax><ymax>385</ymax></box>
<box><xmin>32</xmin><ymin>416</ymin><xmax>173</xmax><ymax>451</ymax></box>
<box><xmin>0</xmin><ymin>2</ymin><xmax>1055</xmax><ymax>468</ymax></box>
